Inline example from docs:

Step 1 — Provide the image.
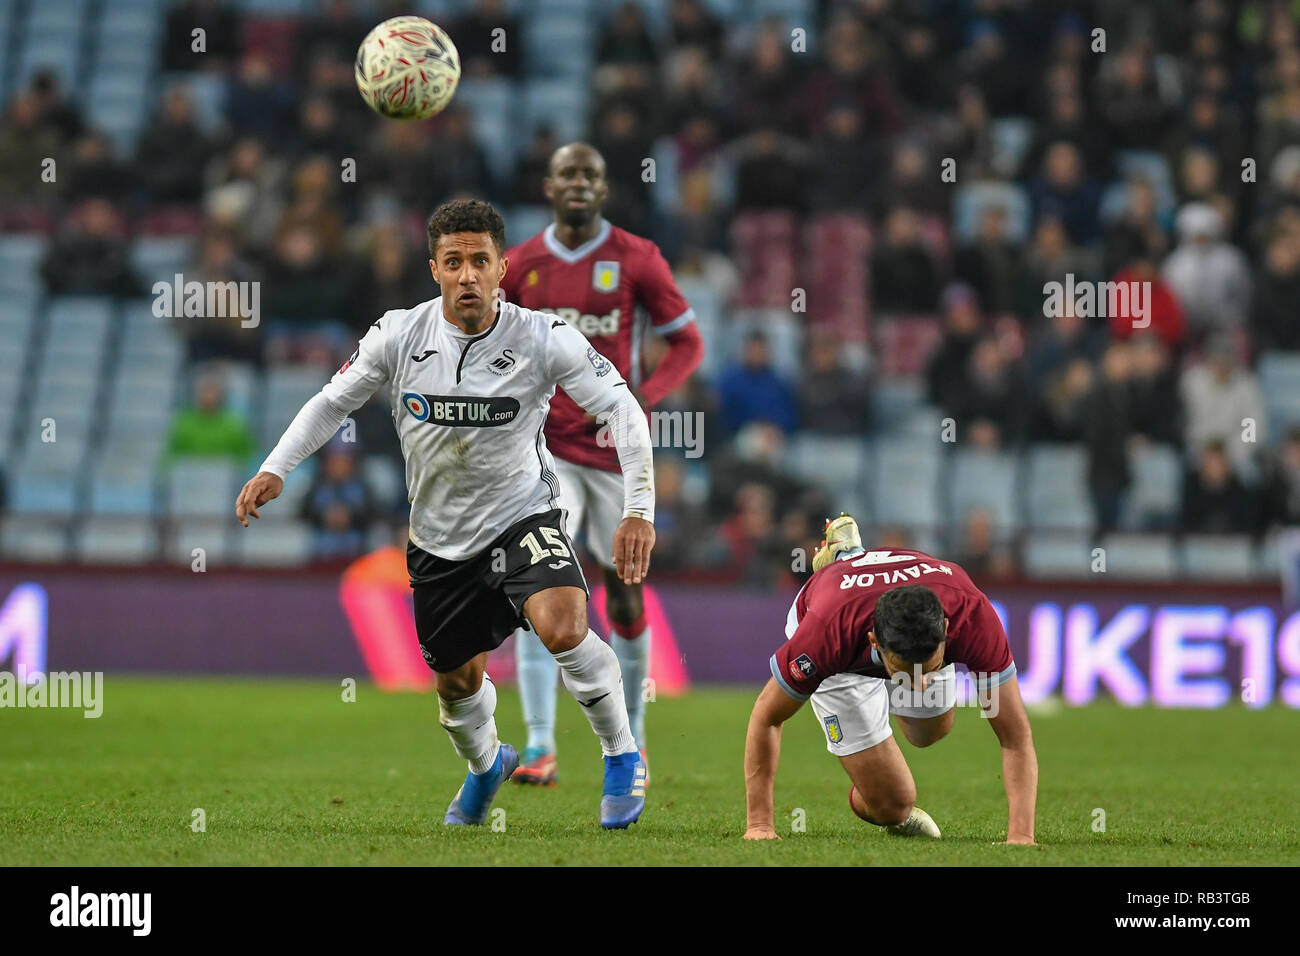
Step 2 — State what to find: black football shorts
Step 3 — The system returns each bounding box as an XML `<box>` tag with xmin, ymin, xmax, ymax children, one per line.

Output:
<box><xmin>408</xmin><ymin>508</ymin><xmax>588</xmax><ymax>673</ymax></box>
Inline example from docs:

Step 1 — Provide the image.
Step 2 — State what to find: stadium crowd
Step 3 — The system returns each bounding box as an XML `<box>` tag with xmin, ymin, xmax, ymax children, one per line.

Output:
<box><xmin>3</xmin><ymin>0</ymin><xmax>1300</xmax><ymax>588</ymax></box>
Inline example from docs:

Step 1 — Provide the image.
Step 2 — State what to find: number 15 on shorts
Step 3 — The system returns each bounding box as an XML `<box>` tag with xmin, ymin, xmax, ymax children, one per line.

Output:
<box><xmin>519</xmin><ymin>527</ymin><xmax>571</xmax><ymax>565</ymax></box>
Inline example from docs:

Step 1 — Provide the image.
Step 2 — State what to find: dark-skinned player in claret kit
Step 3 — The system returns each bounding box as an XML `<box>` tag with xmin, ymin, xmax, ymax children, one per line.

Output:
<box><xmin>501</xmin><ymin>142</ymin><xmax>704</xmax><ymax>787</ymax></box>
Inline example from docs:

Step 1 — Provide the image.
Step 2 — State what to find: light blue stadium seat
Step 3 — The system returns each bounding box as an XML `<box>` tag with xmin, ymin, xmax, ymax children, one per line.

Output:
<box><xmin>8</xmin><ymin>469</ymin><xmax>81</xmax><ymax>515</ymax></box>
<box><xmin>1099</xmin><ymin>533</ymin><xmax>1177</xmax><ymax>580</ymax></box>
<box><xmin>363</xmin><ymin>455</ymin><xmax>404</xmax><ymax>507</ymax></box>
<box><xmin>236</xmin><ymin>520</ymin><xmax>315</xmax><ymax>566</ymax></box>
<box><xmin>1024</xmin><ymin>444</ymin><xmax>1094</xmax><ymax>531</ymax></box>
<box><xmin>160</xmin><ymin>72</ymin><xmax>228</xmax><ymax>135</ymax></box>
<box><xmin>262</xmin><ymin>367</ymin><xmax>327</xmax><ymax>448</ymax></box>
<box><xmin>751</xmin><ymin>0</ymin><xmax>816</xmax><ymax>22</ymax></box>
<box><xmin>1121</xmin><ymin>442</ymin><xmax>1181</xmax><ymax>529</ymax></box>
<box><xmin>1114</xmin><ymin>150</ymin><xmax>1177</xmax><ymax>213</ymax></box>
<box><xmin>0</xmin><ymin>292</ymin><xmax>39</xmax><ymax>342</ymax></box>
<box><xmin>45</xmin><ymin>296</ymin><xmax>114</xmax><ymax>356</ymax></box>
<box><xmin>990</xmin><ymin>117</ymin><xmax>1034</xmax><ymax>176</ymax></box>
<box><xmin>0</xmin><ymin>518</ymin><xmax>70</xmax><ymax>561</ymax></box>
<box><xmin>167</xmin><ymin>458</ymin><xmax>240</xmax><ymax>518</ymax></box>
<box><xmin>1181</xmin><ymin>535</ymin><xmax>1256</xmax><ymax>582</ymax></box>
<box><xmin>98</xmin><ymin>10</ymin><xmax>160</xmax><ymax>41</ymax></box>
<box><xmin>168</xmin><ymin>520</ymin><xmax>233</xmax><ymax>566</ymax></box>
<box><xmin>524</xmin><ymin>20</ymin><xmax>594</xmax><ymax>78</ymax></box>
<box><xmin>675</xmin><ymin>277</ymin><xmax>723</xmax><ymax>377</ymax></box>
<box><xmin>786</xmin><ymin>433</ymin><xmax>866</xmax><ymax>515</ymax></box>
<box><xmin>76</xmin><ymin>519</ymin><xmax>159</xmax><ymax>563</ymax></box>
<box><xmin>952</xmin><ymin>182</ymin><xmax>1032</xmax><ymax>244</ymax></box>
<box><xmin>504</xmin><ymin>204</ymin><xmax>552</xmax><ymax>248</ymax></box>
<box><xmin>130</xmin><ymin>236</ymin><xmax>197</xmax><ymax>285</ymax></box>
<box><xmin>948</xmin><ymin>449</ymin><xmax>1020</xmax><ymax>532</ymax></box>
<box><xmin>521</xmin><ymin>80</ymin><xmax>589</xmax><ymax>143</ymax></box>
<box><xmin>1022</xmin><ymin>532</ymin><xmax>1095</xmax><ymax>580</ymax></box>
<box><xmin>107</xmin><ymin>377</ymin><xmax>179</xmax><ymax>431</ymax></box>
<box><xmin>237</xmin><ymin>0</ymin><xmax>307</xmax><ymax>13</ymax></box>
<box><xmin>726</xmin><ymin>308</ymin><xmax>803</xmax><ymax>381</ymax></box>
<box><xmin>867</xmin><ymin>437</ymin><xmax>942</xmax><ymax>529</ymax></box>
<box><xmin>871</xmin><ymin>381</ymin><xmax>926</xmax><ymax>434</ymax></box>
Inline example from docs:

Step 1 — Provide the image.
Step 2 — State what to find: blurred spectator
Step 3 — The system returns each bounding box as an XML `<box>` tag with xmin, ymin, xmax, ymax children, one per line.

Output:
<box><xmin>945</xmin><ymin>334</ymin><xmax>1029</xmax><ymax>449</ymax></box>
<box><xmin>1180</xmin><ymin>441</ymin><xmax>1261</xmax><ymax>534</ymax></box>
<box><xmin>596</xmin><ymin>2</ymin><xmax>659</xmax><ymax>69</ymax></box>
<box><xmin>804</xmin><ymin>16</ymin><xmax>901</xmax><ymax>139</ymax></box>
<box><xmin>896</xmin><ymin>23</ymin><xmax>949</xmax><ymax>114</ymax></box>
<box><xmin>1264</xmin><ymin>429</ymin><xmax>1300</xmax><ymax>527</ymax></box>
<box><xmin>1029</xmin><ymin>141</ymin><xmax>1102</xmax><ymax>245</ymax></box>
<box><xmin>1162</xmin><ymin>203</ymin><xmax>1252</xmax><ymax>336</ymax></box>
<box><xmin>180</xmin><ymin>229</ymin><xmax>263</xmax><ymax>366</ymax></box>
<box><xmin>296</xmin><ymin>0</ymin><xmax>366</xmax><ymax>81</ymax></box>
<box><xmin>358</xmin><ymin>121</ymin><xmax>442</xmax><ymax>215</ymax></box>
<box><xmin>166</xmin><ymin>373</ymin><xmax>257</xmax><ymax>464</ymax></box>
<box><xmin>1094</xmin><ymin>47</ymin><xmax>1174</xmax><ymax>151</ymax></box>
<box><xmin>926</xmin><ymin>283</ymin><xmax>983</xmax><ymax>412</ymax></box>
<box><xmin>27</xmin><ymin>69</ymin><xmax>83</xmax><ymax>143</ymax></box>
<box><xmin>955</xmin><ymin>205</ymin><xmax>1021</xmax><ymax>317</ymax></box>
<box><xmin>138</xmin><ymin>87</ymin><xmax>212</xmax><ymax>204</ymax></box>
<box><xmin>880</xmin><ymin>141</ymin><xmax>946</xmax><ymax>217</ymax></box>
<box><xmin>427</xmin><ymin>108</ymin><xmax>495</xmax><ymax>203</ymax></box>
<box><xmin>1107</xmin><ymin>255</ymin><xmax>1186</xmax><ymax>350</ymax></box>
<box><xmin>669</xmin><ymin>0</ymin><xmax>725</xmax><ymax>59</ymax></box>
<box><xmin>958</xmin><ymin>19</ymin><xmax>1028</xmax><ymax>119</ymax></box>
<box><xmin>204</xmin><ymin>137</ymin><xmax>287</xmax><ymax>252</ymax></box>
<box><xmin>593</xmin><ymin>99</ymin><xmax>656</xmax><ymax>233</ymax></box>
<box><xmin>294</xmin><ymin>94</ymin><xmax>351</xmax><ymax>160</ymax></box>
<box><xmin>163</xmin><ymin>0</ymin><xmax>240</xmax><ymax>71</ymax></box>
<box><xmin>717</xmin><ymin>333</ymin><xmax>798</xmax><ymax>436</ymax></box>
<box><xmin>0</xmin><ymin>93</ymin><xmax>65</xmax><ymax>206</ymax></box>
<box><xmin>870</xmin><ymin>206</ymin><xmax>940</xmax><ymax>313</ymax></box>
<box><xmin>346</xmin><ymin>226</ymin><xmax>429</xmax><ymax>331</ymax></box>
<box><xmin>64</xmin><ymin>132</ymin><xmax>131</xmax><ymax>203</ymax></box>
<box><xmin>951</xmin><ymin>507</ymin><xmax>1015</xmax><ymax>579</ymax></box>
<box><xmin>810</xmin><ymin>101</ymin><xmax>873</xmax><ymax>213</ymax></box>
<box><xmin>1251</xmin><ymin>230</ymin><xmax>1300</xmax><ymax>351</ymax></box>
<box><xmin>1017</xmin><ymin>216</ymin><xmax>1099</xmax><ymax>324</ymax></box>
<box><xmin>798</xmin><ymin>333</ymin><xmax>871</xmax><ymax>434</ymax></box>
<box><xmin>512</xmin><ymin>127</ymin><xmax>558</xmax><ymax>205</ymax></box>
<box><xmin>453</xmin><ymin>0</ymin><xmax>523</xmax><ymax>79</ymax></box>
<box><xmin>647</xmin><ymin>458</ymin><xmax>715</xmax><ymax>572</ymax></box>
<box><xmin>301</xmin><ymin>441</ymin><xmax>374</xmax><ymax>560</ymax></box>
<box><xmin>938</xmin><ymin>84</ymin><xmax>996</xmax><ymax>179</ymax></box>
<box><xmin>1180</xmin><ymin>334</ymin><xmax>1267</xmax><ymax>478</ymax></box>
<box><xmin>262</xmin><ymin>224</ymin><xmax>351</xmax><ymax>364</ymax></box>
<box><xmin>707</xmin><ymin>422</ymin><xmax>812</xmax><ymax>519</ymax></box>
<box><xmin>39</xmin><ymin>200</ymin><xmax>142</xmax><ymax>297</ymax></box>
<box><xmin>728</xmin><ymin>18</ymin><xmax>805</xmax><ymax>136</ymax></box>
<box><xmin>730</xmin><ymin>127</ymin><xmax>808</xmax><ymax>212</ymax></box>
<box><xmin>1102</xmin><ymin>178</ymin><xmax>1170</xmax><ymax>277</ymax></box>
<box><xmin>1084</xmin><ymin>342</ymin><xmax>1135</xmax><ymax>533</ymax></box>
<box><xmin>226</xmin><ymin>52</ymin><xmax>297</xmax><ymax>140</ymax></box>
<box><xmin>1127</xmin><ymin>335</ymin><xmax>1182</xmax><ymax>446</ymax></box>
<box><xmin>719</xmin><ymin>482</ymin><xmax>789</xmax><ymax>590</ymax></box>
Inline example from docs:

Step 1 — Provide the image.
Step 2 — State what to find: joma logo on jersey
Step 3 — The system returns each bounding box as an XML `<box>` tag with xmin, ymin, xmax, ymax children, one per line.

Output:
<box><xmin>540</xmin><ymin>307</ymin><xmax>621</xmax><ymax>338</ymax></box>
<box><xmin>402</xmin><ymin>393</ymin><xmax>520</xmax><ymax>426</ymax></box>
<box><xmin>487</xmin><ymin>349</ymin><xmax>517</xmax><ymax>375</ymax></box>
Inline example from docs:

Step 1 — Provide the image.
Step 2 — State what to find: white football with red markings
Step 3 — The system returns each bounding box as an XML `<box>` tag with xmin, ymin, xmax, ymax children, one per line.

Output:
<box><xmin>355</xmin><ymin>15</ymin><xmax>460</xmax><ymax>121</ymax></box>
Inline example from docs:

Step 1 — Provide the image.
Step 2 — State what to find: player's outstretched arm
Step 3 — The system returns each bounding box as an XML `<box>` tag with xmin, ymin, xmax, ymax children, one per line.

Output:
<box><xmin>235</xmin><ymin>472</ymin><xmax>284</xmax><ymax>527</ymax></box>
<box><xmin>982</xmin><ymin>675</ymin><xmax>1038</xmax><ymax>845</ymax></box>
<box><xmin>743</xmin><ymin>678</ymin><xmax>804</xmax><ymax>840</ymax></box>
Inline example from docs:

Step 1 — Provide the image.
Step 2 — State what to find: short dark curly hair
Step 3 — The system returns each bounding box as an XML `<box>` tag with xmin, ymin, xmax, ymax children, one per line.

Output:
<box><xmin>873</xmin><ymin>585</ymin><xmax>946</xmax><ymax>663</ymax></box>
<box><xmin>427</xmin><ymin>199</ymin><xmax>506</xmax><ymax>258</ymax></box>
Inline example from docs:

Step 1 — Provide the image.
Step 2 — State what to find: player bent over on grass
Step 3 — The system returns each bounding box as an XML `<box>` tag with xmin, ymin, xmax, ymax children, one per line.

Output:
<box><xmin>743</xmin><ymin>516</ymin><xmax>1037</xmax><ymax>844</ymax></box>
<box><xmin>235</xmin><ymin>199</ymin><xmax>654</xmax><ymax>830</ymax></box>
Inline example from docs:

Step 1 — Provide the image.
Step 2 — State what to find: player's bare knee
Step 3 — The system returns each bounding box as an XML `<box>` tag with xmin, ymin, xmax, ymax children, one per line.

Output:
<box><xmin>865</xmin><ymin>786</ymin><xmax>916</xmax><ymax>827</ymax></box>
<box><xmin>528</xmin><ymin>602</ymin><xmax>588</xmax><ymax>653</ymax></box>
<box><xmin>901</xmin><ymin>714</ymin><xmax>953</xmax><ymax>749</ymax></box>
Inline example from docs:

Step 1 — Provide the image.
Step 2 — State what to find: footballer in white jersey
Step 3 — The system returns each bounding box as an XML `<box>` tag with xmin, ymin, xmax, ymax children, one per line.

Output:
<box><xmin>235</xmin><ymin>200</ymin><xmax>653</xmax><ymax>830</ymax></box>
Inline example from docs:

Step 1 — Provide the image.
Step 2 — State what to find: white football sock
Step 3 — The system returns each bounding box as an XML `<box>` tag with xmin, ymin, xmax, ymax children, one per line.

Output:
<box><xmin>514</xmin><ymin>627</ymin><xmax>558</xmax><ymax>753</ymax></box>
<box><xmin>611</xmin><ymin>627</ymin><xmax>650</xmax><ymax>749</ymax></box>
<box><xmin>438</xmin><ymin>676</ymin><xmax>500</xmax><ymax>775</ymax></box>
<box><xmin>553</xmin><ymin>630</ymin><xmax>637</xmax><ymax>757</ymax></box>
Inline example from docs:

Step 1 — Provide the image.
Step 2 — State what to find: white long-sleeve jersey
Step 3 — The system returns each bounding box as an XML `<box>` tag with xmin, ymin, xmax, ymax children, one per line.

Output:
<box><xmin>259</xmin><ymin>297</ymin><xmax>654</xmax><ymax>560</ymax></box>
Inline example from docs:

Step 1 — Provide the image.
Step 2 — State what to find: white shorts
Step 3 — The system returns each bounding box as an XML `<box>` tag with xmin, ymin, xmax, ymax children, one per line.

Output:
<box><xmin>553</xmin><ymin>458</ymin><xmax>624</xmax><ymax>569</ymax></box>
<box><xmin>808</xmin><ymin>664</ymin><xmax>957</xmax><ymax>756</ymax></box>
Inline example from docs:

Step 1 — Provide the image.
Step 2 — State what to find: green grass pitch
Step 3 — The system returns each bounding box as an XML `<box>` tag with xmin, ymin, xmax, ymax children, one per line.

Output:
<box><xmin>1</xmin><ymin>678</ymin><xmax>1296</xmax><ymax>865</ymax></box>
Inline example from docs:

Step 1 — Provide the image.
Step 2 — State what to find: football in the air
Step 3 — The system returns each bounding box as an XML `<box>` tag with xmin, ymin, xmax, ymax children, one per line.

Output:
<box><xmin>355</xmin><ymin>15</ymin><xmax>460</xmax><ymax>121</ymax></box>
